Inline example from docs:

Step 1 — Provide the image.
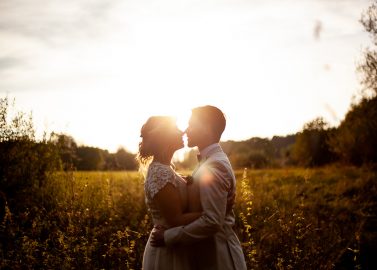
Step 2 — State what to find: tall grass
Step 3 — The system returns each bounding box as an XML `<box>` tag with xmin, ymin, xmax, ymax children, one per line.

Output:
<box><xmin>1</xmin><ymin>167</ymin><xmax>376</xmax><ymax>269</ymax></box>
<box><xmin>234</xmin><ymin>167</ymin><xmax>376</xmax><ymax>269</ymax></box>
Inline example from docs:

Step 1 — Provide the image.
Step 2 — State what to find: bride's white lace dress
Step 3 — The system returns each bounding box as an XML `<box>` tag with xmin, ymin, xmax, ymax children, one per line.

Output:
<box><xmin>142</xmin><ymin>161</ymin><xmax>190</xmax><ymax>270</ymax></box>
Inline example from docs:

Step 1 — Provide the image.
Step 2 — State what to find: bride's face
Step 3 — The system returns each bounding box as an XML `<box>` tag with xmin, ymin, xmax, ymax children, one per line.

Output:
<box><xmin>164</xmin><ymin>124</ymin><xmax>184</xmax><ymax>151</ymax></box>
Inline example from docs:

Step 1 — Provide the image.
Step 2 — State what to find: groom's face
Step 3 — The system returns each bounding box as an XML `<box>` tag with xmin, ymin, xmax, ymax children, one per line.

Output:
<box><xmin>186</xmin><ymin>115</ymin><xmax>207</xmax><ymax>148</ymax></box>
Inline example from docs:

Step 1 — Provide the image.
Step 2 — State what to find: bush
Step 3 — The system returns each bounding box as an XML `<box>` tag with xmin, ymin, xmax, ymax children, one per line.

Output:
<box><xmin>0</xmin><ymin>96</ymin><xmax>61</xmax><ymax>195</ymax></box>
<box><xmin>292</xmin><ymin>118</ymin><xmax>336</xmax><ymax>167</ymax></box>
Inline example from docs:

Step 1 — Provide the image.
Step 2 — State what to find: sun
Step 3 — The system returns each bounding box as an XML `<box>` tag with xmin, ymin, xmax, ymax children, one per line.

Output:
<box><xmin>170</xmin><ymin>108</ymin><xmax>192</xmax><ymax>162</ymax></box>
<box><xmin>175</xmin><ymin>109</ymin><xmax>191</xmax><ymax>132</ymax></box>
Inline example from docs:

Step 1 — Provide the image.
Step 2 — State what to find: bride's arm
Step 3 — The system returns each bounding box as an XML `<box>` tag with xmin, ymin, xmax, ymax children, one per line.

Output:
<box><xmin>153</xmin><ymin>183</ymin><xmax>202</xmax><ymax>228</ymax></box>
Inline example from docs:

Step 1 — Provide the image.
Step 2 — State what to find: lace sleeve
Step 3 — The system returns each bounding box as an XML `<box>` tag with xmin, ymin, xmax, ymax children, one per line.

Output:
<box><xmin>147</xmin><ymin>164</ymin><xmax>177</xmax><ymax>200</ymax></box>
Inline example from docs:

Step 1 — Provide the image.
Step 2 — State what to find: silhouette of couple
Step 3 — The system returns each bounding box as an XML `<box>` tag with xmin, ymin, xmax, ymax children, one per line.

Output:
<box><xmin>138</xmin><ymin>106</ymin><xmax>247</xmax><ymax>270</ymax></box>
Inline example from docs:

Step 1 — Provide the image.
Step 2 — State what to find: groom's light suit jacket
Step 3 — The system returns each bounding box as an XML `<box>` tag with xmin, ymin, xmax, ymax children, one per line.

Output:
<box><xmin>164</xmin><ymin>144</ymin><xmax>247</xmax><ymax>270</ymax></box>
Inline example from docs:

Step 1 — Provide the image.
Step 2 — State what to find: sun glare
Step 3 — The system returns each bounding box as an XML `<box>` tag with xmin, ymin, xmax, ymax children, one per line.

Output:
<box><xmin>175</xmin><ymin>110</ymin><xmax>191</xmax><ymax>132</ymax></box>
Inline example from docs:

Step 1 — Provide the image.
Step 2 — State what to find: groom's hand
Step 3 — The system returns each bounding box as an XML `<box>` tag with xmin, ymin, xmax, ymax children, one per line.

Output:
<box><xmin>182</xmin><ymin>175</ymin><xmax>194</xmax><ymax>185</ymax></box>
<box><xmin>150</xmin><ymin>225</ymin><xmax>166</xmax><ymax>247</ymax></box>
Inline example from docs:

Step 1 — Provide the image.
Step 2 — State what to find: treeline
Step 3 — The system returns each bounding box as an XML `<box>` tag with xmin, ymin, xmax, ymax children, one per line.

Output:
<box><xmin>0</xmin><ymin>96</ymin><xmax>137</xmax><ymax>193</ymax></box>
<box><xmin>36</xmin><ymin>92</ymin><xmax>377</xmax><ymax>171</ymax></box>
<box><xmin>222</xmin><ymin>135</ymin><xmax>296</xmax><ymax>169</ymax></box>
<box><xmin>2</xmin><ymin>91</ymin><xmax>376</xmax><ymax>176</ymax></box>
<box><xmin>0</xmin><ymin>97</ymin><xmax>138</xmax><ymax>194</ymax></box>
<box><xmin>54</xmin><ymin>134</ymin><xmax>137</xmax><ymax>171</ymax></box>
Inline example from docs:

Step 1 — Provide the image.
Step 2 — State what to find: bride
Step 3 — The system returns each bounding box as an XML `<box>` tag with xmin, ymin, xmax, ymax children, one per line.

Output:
<box><xmin>138</xmin><ymin>116</ymin><xmax>201</xmax><ymax>270</ymax></box>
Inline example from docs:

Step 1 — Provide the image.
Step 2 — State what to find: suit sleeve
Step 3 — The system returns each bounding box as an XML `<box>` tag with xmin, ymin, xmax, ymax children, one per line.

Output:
<box><xmin>164</xmin><ymin>161</ymin><xmax>230</xmax><ymax>246</ymax></box>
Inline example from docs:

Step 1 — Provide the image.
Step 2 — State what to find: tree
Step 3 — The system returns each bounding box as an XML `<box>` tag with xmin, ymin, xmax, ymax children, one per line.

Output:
<box><xmin>114</xmin><ymin>147</ymin><xmax>137</xmax><ymax>170</ymax></box>
<box><xmin>52</xmin><ymin>133</ymin><xmax>78</xmax><ymax>170</ymax></box>
<box><xmin>76</xmin><ymin>146</ymin><xmax>105</xmax><ymax>170</ymax></box>
<box><xmin>292</xmin><ymin>117</ymin><xmax>336</xmax><ymax>167</ymax></box>
<box><xmin>329</xmin><ymin>98</ymin><xmax>377</xmax><ymax>165</ymax></box>
<box><xmin>358</xmin><ymin>1</ymin><xmax>377</xmax><ymax>97</ymax></box>
<box><xmin>329</xmin><ymin>2</ymin><xmax>377</xmax><ymax>165</ymax></box>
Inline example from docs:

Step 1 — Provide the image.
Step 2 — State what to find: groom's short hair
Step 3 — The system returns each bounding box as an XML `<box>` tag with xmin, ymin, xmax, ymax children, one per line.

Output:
<box><xmin>192</xmin><ymin>105</ymin><xmax>226</xmax><ymax>141</ymax></box>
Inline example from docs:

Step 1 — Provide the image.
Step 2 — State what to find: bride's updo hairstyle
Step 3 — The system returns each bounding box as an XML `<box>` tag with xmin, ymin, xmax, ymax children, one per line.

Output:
<box><xmin>137</xmin><ymin>116</ymin><xmax>176</xmax><ymax>167</ymax></box>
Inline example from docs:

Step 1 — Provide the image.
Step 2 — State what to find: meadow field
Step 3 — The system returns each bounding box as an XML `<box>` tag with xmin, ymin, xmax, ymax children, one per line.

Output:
<box><xmin>1</xmin><ymin>167</ymin><xmax>376</xmax><ymax>269</ymax></box>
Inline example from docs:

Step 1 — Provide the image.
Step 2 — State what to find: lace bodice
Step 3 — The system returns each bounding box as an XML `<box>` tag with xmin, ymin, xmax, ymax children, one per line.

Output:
<box><xmin>144</xmin><ymin>162</ymin><xmax>188</xmax><ymax>227</ymax></box>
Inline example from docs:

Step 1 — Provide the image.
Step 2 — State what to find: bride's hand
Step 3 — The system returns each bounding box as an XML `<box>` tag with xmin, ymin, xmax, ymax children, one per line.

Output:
<box><xmin>151</xmin><ymin>225</ymin><xmax>166</xmax><ymax>247</ymax></box>
<box><xmin>153</xmin><ymin>224</ymin><xmax>166</xmax><ymax>230</ymax></box>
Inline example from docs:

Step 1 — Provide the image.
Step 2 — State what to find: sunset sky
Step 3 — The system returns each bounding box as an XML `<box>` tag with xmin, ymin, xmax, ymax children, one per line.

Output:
<box><xmin>0</xmin><ymin>0</ymin><xmax>372</xmax><ymax>153</ymax></box>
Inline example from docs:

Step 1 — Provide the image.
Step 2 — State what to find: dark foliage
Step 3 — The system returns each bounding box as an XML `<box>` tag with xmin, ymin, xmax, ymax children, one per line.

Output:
<box><xmin>0</xmin><ymin>97</ymin><xmax>61</xmax><ymax>195</ymax></box>
<box><xmin>329</xmin><ymin>97</ymin><xmax>377</xmax><ymax>165</ymax></box>
<box><xmin>292</xmin><ymin>117</ymin><xmax>337</xmax><ymax>167</ymax></box>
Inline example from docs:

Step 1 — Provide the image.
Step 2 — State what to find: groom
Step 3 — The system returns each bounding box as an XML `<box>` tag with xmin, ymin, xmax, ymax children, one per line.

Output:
<box><xmin>151</xmin><ymin>105</ymin><xmax>247</xmax><ymax>270</ymax></box>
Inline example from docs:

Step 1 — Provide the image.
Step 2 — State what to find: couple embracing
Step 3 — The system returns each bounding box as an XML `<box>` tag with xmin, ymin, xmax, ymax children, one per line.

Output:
<box><xmin>138</xmin><ymin>105</ymin><xmax>247</xmax><ymax>270</ymax></box>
